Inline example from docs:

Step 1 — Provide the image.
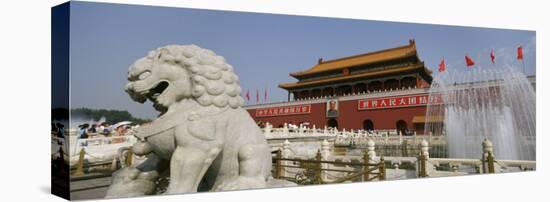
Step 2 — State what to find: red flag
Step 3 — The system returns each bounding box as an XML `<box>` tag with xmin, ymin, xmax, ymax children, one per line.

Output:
<box><xmin>256</xmin><ymin>89</ymin><xmax>259</xmax><ymax>103</ymax></box>
<box><xmin>438</xmin><ymin>58</ymin><xmax>446</xmax><ymax>72</ymax></box>
<box><xmin>245</xmin><ymin>90</ymin><xmax>250</xmax><ymax>101</ymax></box>
<box><xmin>264</xmin><ymin>88</ymin><xmax>268</xmax><ymax>102</ymax></box>
<box><xmin>465</xmin><ymin>55</ymin><xmax>475</xmax><ymax>67</ymax></box>
<box><xmin>517</xmin><ymin>46</ymin><xmax>524</xmax><ymax>60</ymax></box>
<box><xmin>490</xmin><ymin>50</ymin><xmax>495</xmax><ymax>64</ymax></box>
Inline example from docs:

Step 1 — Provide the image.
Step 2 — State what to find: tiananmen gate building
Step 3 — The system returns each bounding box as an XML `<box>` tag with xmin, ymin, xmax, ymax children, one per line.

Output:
<box><xmin>244</xmin><ymin>40</ymin><xmax>446</xmax><ymax>135</ymax></box>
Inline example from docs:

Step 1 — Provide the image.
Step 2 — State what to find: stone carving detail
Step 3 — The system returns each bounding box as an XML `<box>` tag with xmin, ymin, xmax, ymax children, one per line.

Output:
<box><xmin>106</xmin><ymin>45</ymin><xmax>291</xmax><ymax>198</ymax></box>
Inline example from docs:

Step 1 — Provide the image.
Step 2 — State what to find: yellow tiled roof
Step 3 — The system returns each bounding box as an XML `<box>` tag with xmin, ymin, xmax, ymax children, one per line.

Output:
<box><xmin>290</xmin><ymin>41</ymin><xmax>417</xmax><ymax>77</ymax></box>
<box><xmin>279</xmin><ymin>63</ymin><xmax>426</xmax><ymax>89</ymax></box>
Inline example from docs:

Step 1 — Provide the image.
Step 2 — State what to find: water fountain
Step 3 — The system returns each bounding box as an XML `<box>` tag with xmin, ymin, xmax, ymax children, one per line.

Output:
<box><xmin>425</xmin><ymin>65</ymin><xmax>536</xmax><ymax>160</ymax></box>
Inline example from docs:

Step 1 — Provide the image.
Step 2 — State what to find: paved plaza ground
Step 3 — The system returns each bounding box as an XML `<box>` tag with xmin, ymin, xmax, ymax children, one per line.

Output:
<box><xmin>70</xmin><ymin>175</ymin><xmax>111</xmax><ymax>200</ymax></box>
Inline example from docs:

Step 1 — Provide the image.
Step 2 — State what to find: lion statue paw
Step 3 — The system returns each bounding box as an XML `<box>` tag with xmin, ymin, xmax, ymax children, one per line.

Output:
<box><xmin>105</xmin><ymin>167</ymin><xmax>159</xmax><ymax>198</ymax></box>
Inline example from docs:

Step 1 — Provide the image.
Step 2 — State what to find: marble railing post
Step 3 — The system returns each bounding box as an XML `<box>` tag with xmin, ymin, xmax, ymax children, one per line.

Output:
<box><xmin>315</xmin><ymin>150</ymin><xmax>323</xmax><ymax>184</ymax></box>
<box><xmin>281</xmin><ymin>139</ymin><xmax>291</xmax><ymax>178</ymax></box>
<box><xmin>320</xmin><ymin>139</ymin><xmax>330</xmax><ymax>181</ymax></box>
<box><xmin>417</xmin><ymin>139</ymin><xmax>430</xmax><ymax>177</ymax></box>
<box><xmin>264</xmin><ymin>122</ymin><xmax>272</xmax><ymax>136</ymax></box>
<box><xmin>312</xmin><ymin>125</ymin><xmax>317</xmax><ymax>136</ymax></box>
<box><xmin>367</xmin><ymin>139</ymin><xmax>376</xmax><ymax>161</ymax></box>
<box><xmin>482</xmin><ymin>138</ymin><xmax>498</xmax><ymax>173</ymax></box>
<box><xmin>283</xmin><ymin>123</ymin><xmax>289</xmax><ymax>135</ymax></box>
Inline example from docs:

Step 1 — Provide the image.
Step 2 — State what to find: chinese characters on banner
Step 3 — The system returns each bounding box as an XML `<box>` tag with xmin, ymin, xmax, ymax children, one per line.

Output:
<box><xmin>255</xmin><ymin>105</ymin><xmax>311</xmax><ymax>117</ymax></box>
<box><xmin>358</xmin><ymin>94</ymin><xmax>442</xmax><ymax>110</ymax></box>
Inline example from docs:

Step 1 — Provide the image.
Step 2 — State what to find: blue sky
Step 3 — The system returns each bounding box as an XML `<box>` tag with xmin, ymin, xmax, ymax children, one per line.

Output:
<box><xmin>68</xmin><ymin>1</ymin><xmax>536</xmax><ymax>119</ymax></box>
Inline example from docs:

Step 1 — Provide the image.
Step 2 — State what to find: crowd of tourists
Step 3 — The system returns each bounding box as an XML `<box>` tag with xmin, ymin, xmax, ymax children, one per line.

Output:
<box><xmin>77</xmin><ymin>121</ymin><xmax>134</xmax><ymax>139</ymax></box>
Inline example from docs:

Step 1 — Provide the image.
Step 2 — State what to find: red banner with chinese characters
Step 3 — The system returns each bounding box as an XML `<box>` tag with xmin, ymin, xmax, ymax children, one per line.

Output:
<box><xmin>255</xmin><ymin>105</ymin><xmax>311</xmax><ymax>117</ymax></box>
<box><xmin>358</xmin><ymin>94</ymin><xmax>442</xmax><ymax>110</ymax></box>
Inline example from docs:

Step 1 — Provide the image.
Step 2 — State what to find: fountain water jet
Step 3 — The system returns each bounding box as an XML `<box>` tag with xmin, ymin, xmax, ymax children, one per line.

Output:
<box><xmin>425</xmin><ymin>65</ymin><xmax>535</xmax><ymax>160</ymax></box>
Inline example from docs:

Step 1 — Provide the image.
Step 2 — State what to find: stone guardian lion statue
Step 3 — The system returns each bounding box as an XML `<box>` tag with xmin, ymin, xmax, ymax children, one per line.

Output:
<box><xmin>105</xmin><ymin>45</ymin><xmax>289</xmax><ymax>198</ymax></box>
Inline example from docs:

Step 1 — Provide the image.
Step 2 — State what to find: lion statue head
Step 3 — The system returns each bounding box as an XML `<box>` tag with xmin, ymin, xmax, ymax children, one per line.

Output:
<box><xmin>125</xmin><ymin>45</ymin><xmax>245</xmax><ymax>114</ymax></box>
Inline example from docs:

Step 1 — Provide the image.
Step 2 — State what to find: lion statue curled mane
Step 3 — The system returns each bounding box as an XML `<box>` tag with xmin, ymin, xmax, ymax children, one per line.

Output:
<box><xmin>105</xmin><ymin>45</ymin><xmax>291</xmax><ymax>198</ymax></box>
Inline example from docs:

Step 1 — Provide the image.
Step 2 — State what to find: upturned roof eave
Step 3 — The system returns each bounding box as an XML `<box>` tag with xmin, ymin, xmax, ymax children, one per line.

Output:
<box><xmin>279</xmin><ymin>63</ymin><xmax>428</xmax><ymax>90</ymax></box>
<box><xmin>290</xmin><ymin>42</ymin><xmax>417</xmax><ymax>77</ymax></box>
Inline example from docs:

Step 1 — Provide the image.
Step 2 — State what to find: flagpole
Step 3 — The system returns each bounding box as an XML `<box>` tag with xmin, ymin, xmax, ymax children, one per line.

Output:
<box><xmin>521</xmin><ymin>59</ymin><xmax>527</xmax><ymax>75</ymax></box>
<box><xmin>467</xmin><ymin>54</ymin><xmax>470</xmax><ymax>71</ymax></box>
<box><xmin>491</xmin><ymin>50</ymin><xmax>495</xmax><ymax>67</ymax></box>
<box><xmin>518</xmin><ymin>45</ymin><xmax>526</xmax><ymax>75</ymax></box>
